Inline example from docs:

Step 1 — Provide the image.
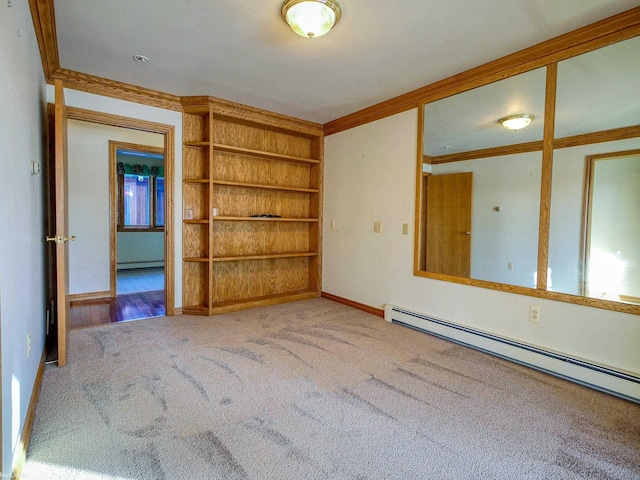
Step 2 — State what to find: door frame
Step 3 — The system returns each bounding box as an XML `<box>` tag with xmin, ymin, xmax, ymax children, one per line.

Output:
<box><xmin>109</xmin><ymin>141</ymin><xmax>166</xmax><ymax>297</ymax></box>
<box><xmin>66</xmin><ymin>106</ymin><xmax>176</xmax><ymax>315</ymax></box>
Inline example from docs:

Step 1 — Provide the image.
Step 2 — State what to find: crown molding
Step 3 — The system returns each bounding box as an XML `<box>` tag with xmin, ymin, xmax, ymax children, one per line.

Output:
<box><xmin>28</xmin><ymin>0</ymin><xmax>182</xmax><ymax>111</ymax></box>
<box><xmin>28</xmin><ymin>0</ymin><xmax>59</xmax><ymax>80</ymax></box>
<box><xmin>52</xmin><ymin>68</ymin><xmax>182</xmax><ymax>112</ymax></box>
<box><xmin>181</xmin><ymin>96</ymin><xmax>323</xmax><ymax>136</ymax></box>
<box><xmin>323</xmin><ymin>6</ymin><xmax>640</xmax><ymax>136</ymax></box>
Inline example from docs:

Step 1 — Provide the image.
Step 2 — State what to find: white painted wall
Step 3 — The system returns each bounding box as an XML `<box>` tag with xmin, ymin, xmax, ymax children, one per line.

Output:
<box><xmin>0</xmin><ymin>2</ymin><xmax>47</xmax><ymax>474</ymax></box>
<box><xmin>49</xmin><ymin>88</ymin><xmax>183</xmax><ymax>307</ymax></box>
<box><xmin>117</xmin><ymin>232</ymin><xmax>164</xmax><ymax>268</ymax></box>
<box><xmin>431</xmin><ymin>152</ymin><xmax>542</xmax><ymax>287</ymax></box>
<box><xmin>323</xmin><ymin>108</ymin><xmax>640</xmax><ymax>376</ymax></box>
<box><xmin>67</xmin><ymin>120</ymin><xmax>164</xmax><ymax>293</ymax></box>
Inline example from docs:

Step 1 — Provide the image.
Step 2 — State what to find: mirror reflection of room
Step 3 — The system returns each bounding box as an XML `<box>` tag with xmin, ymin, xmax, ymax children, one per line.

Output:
<box><xmin>418</xmin><ymin>35</ymin><xmax>640</xmax><ymax>307</ymax></box>
<box><xmin>420</xmin><ymin>67</ymin><xmax>546</xmax><ymax>287</ymax></box>
<box><xmin>548</xmin><ymin>36</ymin><xmax>640</xmax><ymax>305</ymax></box>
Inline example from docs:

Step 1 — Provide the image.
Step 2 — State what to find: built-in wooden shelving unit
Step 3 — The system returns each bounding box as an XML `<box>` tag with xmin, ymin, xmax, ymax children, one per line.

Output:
<box><xmin>181</xmin><ymin>96</ymin><xmax>324</xmax><ymax>315</ymax></box>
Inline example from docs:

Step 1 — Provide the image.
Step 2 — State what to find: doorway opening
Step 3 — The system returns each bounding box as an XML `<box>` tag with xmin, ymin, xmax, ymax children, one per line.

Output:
<box><xmin>111</xmin><ymin>142</ymin><xmax>166</xmax><ymax>321</ymax></box>
<box><xmin>48</xmin><ymin>107</ymin><xmax>175</xmax><ymax>339</ymax></box>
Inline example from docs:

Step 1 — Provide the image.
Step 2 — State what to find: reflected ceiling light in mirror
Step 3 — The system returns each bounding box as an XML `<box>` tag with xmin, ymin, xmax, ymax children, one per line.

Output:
<box><xmin>281</xmin><ymin>0</ymin><xmax>342</xmax><ymax>38</ymax></box>
<box><xmin>499</xmin><ymin>113</ymin><xmax>535</xmax><ymax>131</ymax></box>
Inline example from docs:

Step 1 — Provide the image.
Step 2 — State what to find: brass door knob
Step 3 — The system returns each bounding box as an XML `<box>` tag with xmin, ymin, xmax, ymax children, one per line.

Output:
<box><xmin>46</xmin><ymin>234</ymin><xmax>76</xmax><ymax>244</ymax></box>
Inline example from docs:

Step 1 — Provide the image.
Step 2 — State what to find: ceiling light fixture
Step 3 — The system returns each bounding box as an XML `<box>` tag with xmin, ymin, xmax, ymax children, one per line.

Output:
<box><xmin>132</xmin><ymin>54</ymin><xmax>150</xmax><ymax>63</ymax></box>
<box><xmin>498</xmin><ymin>113</ymin><xmax>535</xmax><ymax>131</ymax></box>
<box><xmin>281</xmin><ymin>0</ymin><xmax>342</xmax><ymax>39</ymax></box>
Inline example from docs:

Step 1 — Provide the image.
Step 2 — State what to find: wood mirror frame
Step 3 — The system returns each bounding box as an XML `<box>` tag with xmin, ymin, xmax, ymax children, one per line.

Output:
<box><xmin>413</xmin><ymin>10</ymin><xmax>640</xmax><ymax>315</ymax></box>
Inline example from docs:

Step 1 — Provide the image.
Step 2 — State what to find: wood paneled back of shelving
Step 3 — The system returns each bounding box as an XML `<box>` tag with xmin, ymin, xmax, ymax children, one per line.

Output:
<box><xmin>212</xmin><ymin>188</ymin><xmax>310</xmax><ymax>219</ymax></box>
<box><xmin>211</xmin><ymin>258</ymin><xmax>311</xmax><ymax>304</ymax></box>
<box><xmin>213</xmin><ymin>117</ymin><xmax>313</xmax><ymax>159</ymax></box>
<box><xmin>181</xmin><ymin>96</ymin><xmax>323</xmax><ymax>314</ymax></box>
<box><xmin>213</xmin><ymin>153</ymin><xmax>312</xmax><ymax>189</ymax></box>
<box><xmin>212</xmin><ymin>222</ymin><xmax>310</xmax><ymax>257</ymax></box>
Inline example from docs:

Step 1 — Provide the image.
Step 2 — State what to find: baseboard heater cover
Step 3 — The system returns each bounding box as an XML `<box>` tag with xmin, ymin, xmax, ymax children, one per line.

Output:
<box><xmin>384</xmin><ymin>304</ymin><xmax>640</xmax><ymax>403</ymax></box>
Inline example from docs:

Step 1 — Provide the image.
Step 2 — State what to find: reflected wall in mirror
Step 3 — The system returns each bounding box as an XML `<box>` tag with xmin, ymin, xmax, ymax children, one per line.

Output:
<box><xmin>419</xmin><ymin>67</ymin><xmax>545</xmax><ymax>287</ymax></box>
<box><xmin>548</xmin><ymin>36</ymin><xmax>640</xmax><ymax>306</ymax></box>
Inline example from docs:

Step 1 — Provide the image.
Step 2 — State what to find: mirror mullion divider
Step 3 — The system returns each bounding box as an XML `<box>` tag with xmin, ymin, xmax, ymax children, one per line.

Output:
<box><xmin>536</xmin><ymin>62</ymin><xmax>558</xmax><ymax>291</ymax></box>
<box><xmin>414</xmin><ymin>106</ymin><xmax>426</xmax><ymax>273</ymax></box>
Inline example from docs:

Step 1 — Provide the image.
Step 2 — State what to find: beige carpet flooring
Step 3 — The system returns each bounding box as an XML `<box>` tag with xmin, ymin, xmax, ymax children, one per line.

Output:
<box><xmin>23</xmin><ymin>298</ymin><xmax>640</xmax><ymax>479</ymax></box>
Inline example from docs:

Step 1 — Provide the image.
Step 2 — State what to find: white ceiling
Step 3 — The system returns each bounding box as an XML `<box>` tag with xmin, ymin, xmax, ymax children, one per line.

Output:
<box><xmin>54</xmin><ymin>0</ymin><xmax>639</xmax><ymax>124</ymax></box>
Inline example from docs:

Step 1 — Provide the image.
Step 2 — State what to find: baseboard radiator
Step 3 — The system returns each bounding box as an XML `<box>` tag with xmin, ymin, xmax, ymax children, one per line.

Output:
<box><xmin>384</xmin><ymin>304</ymin><xmax>640</xmax><ymax>403</ymax></box>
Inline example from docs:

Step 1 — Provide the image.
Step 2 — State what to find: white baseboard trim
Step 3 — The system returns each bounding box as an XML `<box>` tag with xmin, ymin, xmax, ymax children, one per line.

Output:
<box><xmin>384</xmin><ymin>304</ymin><xmax>640</xmax><ymax>403</ymax></box>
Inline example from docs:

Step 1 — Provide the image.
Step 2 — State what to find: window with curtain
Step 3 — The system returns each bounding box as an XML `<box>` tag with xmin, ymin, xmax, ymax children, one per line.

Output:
<box><xmin>118</xmin><ymin>174</ymin><xmax>164</xmax><ymax>231</ymax></box>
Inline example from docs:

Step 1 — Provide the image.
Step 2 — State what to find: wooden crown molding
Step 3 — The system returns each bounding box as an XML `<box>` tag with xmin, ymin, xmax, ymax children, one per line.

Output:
<box><xmin>29</xmin><ymin>0</ymin><xmax>59</xmax><ymax>80</ymax></box>
<box><xmin>28</xmin><ymin>0</ymin><xmax>182</xmax><ymax>111</ymax></box>
<box><xmin>181</xmin><ymin>96</ymin><xmax>324</xmax><ymax>137</ymax></box>
<box><xmin>53</xmin><ymin>68</ymin><xmax>182</xmax><ymax>112</ymax></box>
<box><xmin>323</xmin><ymin>6</ymin><xmax>640</xmax><ymax>136</ymax></box>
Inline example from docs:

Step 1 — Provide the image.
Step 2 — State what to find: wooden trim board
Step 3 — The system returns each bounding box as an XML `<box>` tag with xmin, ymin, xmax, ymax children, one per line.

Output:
<box><xmin>11</xmin><ymin>350</ymin><xmax>46</xmax><ymax>480</ymax></box>
<box><xmin>322</xmin><ymin>292</ymin><xmax>384</xmax><ymax>318</ymax></box>
<box><xmin>69</xmin><ymin>291</ymin><xmax>110</xmax><ymax>303</ymax></box>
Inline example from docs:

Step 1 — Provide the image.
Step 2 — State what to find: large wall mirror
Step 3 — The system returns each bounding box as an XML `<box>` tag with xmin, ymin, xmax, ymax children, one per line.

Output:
<box><xmin>415</xmin><ymin>32</ymin><xmax>640</xmax><ymax>314</ymax></box>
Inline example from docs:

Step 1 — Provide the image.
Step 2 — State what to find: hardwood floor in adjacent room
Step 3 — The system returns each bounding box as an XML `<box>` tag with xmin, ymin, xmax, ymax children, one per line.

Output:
<box><xmin>70</xmin><ymin>290</ymin><xmax>165</xmax><ymax>329</ymax></box>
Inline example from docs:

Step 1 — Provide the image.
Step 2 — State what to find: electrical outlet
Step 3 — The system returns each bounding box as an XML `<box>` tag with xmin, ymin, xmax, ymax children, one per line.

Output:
<box><xmin>374</xmin><ymin>221</ymin><xmax>382</xmax><ymax>233</ymax></box>
<box><xmin>27</xmin><ymin>333</ymin><xmax>31</xmax><ymax>358</ymax></box>
<box><xmin>529</xmin><ymin>306</ymin><xmax>540</xmax><ymax>323</ymax></box>
<box><xmin>402</xmin><ymin>223</ymin><xmax>409</xmax><ymax>235</ymax></box>
<box><xmin>184</xmin><ymin>208</ymin><xmax>193</xmax><ymax>220</ymax></box>
<box><xmin>330</xmin><ymin>220</ymin><xmax>336</xmax><ymax>230</ymax></box>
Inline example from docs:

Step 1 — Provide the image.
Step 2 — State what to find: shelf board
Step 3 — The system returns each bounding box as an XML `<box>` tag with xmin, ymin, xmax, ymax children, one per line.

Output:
<box><xmin>183</xmin><ymin>305</ymin><xmax>210</xmax><ymax>315</ymax></box>
<box><xmin>212</xmin><ymin>143</ymin><xmax>319</xmax><ymax>165</ymax></box>
<box><xmin>183</xmin><ymin>178</ymin><xmax>209</xmax><ymax>184</ymax></box>
<box><xmin>212</xmin><ymin>216</ymin><xmax>319</xmax><ymax>222</ymax></box>
<box><xmin>183</xmin><ymin>141</ymin><xmax>210</xmax><ymax>148</ymax></box>
<box><xmin>213</xmin><ymin>252</ymin><xmax>318</xmax><ymax>262</ymax></box>
<box><xmin>212</xmin><ymin>179</ymin><xmax>318</xmax><ymax>193</ymax></box>
<box><xmin>210</xmin><ymin>290</ymin><xmax>319</xmax><ymax>315</ymax></box>
<box><xmin>183</xmin><ymin>257</ymin><xmax>210</xmax><ymax>263</ymax></box>
<box><xmin>183</xmin><ymin>219</ymin><xmax>210</xmax><ymax>225</ymax></box>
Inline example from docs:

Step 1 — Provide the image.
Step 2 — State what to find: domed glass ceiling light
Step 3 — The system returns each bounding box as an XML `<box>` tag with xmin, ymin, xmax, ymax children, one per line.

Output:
<box><xmin>499</xmin><ymin>113</ymin><xmax>535</xmax><ymax>131</ymax></box>
<box><xmin>281</xmin><ymin>0</ymin><xmax>342</xmax><ymax>38</ymax></box>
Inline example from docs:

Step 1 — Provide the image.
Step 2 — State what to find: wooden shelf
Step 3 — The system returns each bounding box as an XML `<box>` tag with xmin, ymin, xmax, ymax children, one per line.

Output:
<box><xmin>183</xmin><ymin>219</ymin><xmax>210</xmax><ymax>224</ymax></box>
<box><xmin>184</xmin><ymin>141</ymin><xmax>210</xmax><ymax>148</ymax></box>
<box><xmin>213</xmin><ymin>143</ymin><xmax>319</xmax><ymax>165</ymax></box>
<box><xmin>213</xmin><ymin>252</ymin><xmax>318</xmax><ymax>262</ymax></box>
<box><xmin>212</xmin><ymin>179</ymin><xmax>318</xmax><ymax>193</ymax></box>
<box><xmin>181</xmin><ymin>97</ymin><xmax>323</xmax><ymax>316</ymax></box>
<box><xmin>210</xmin><ymin>290</ymin><xmax>319</xmax><ymax>315</ymax></box>
<box><xmin>212</xmin><ymin>216</ymin><xmax>319</xmax><ymax>222</ymax></box>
